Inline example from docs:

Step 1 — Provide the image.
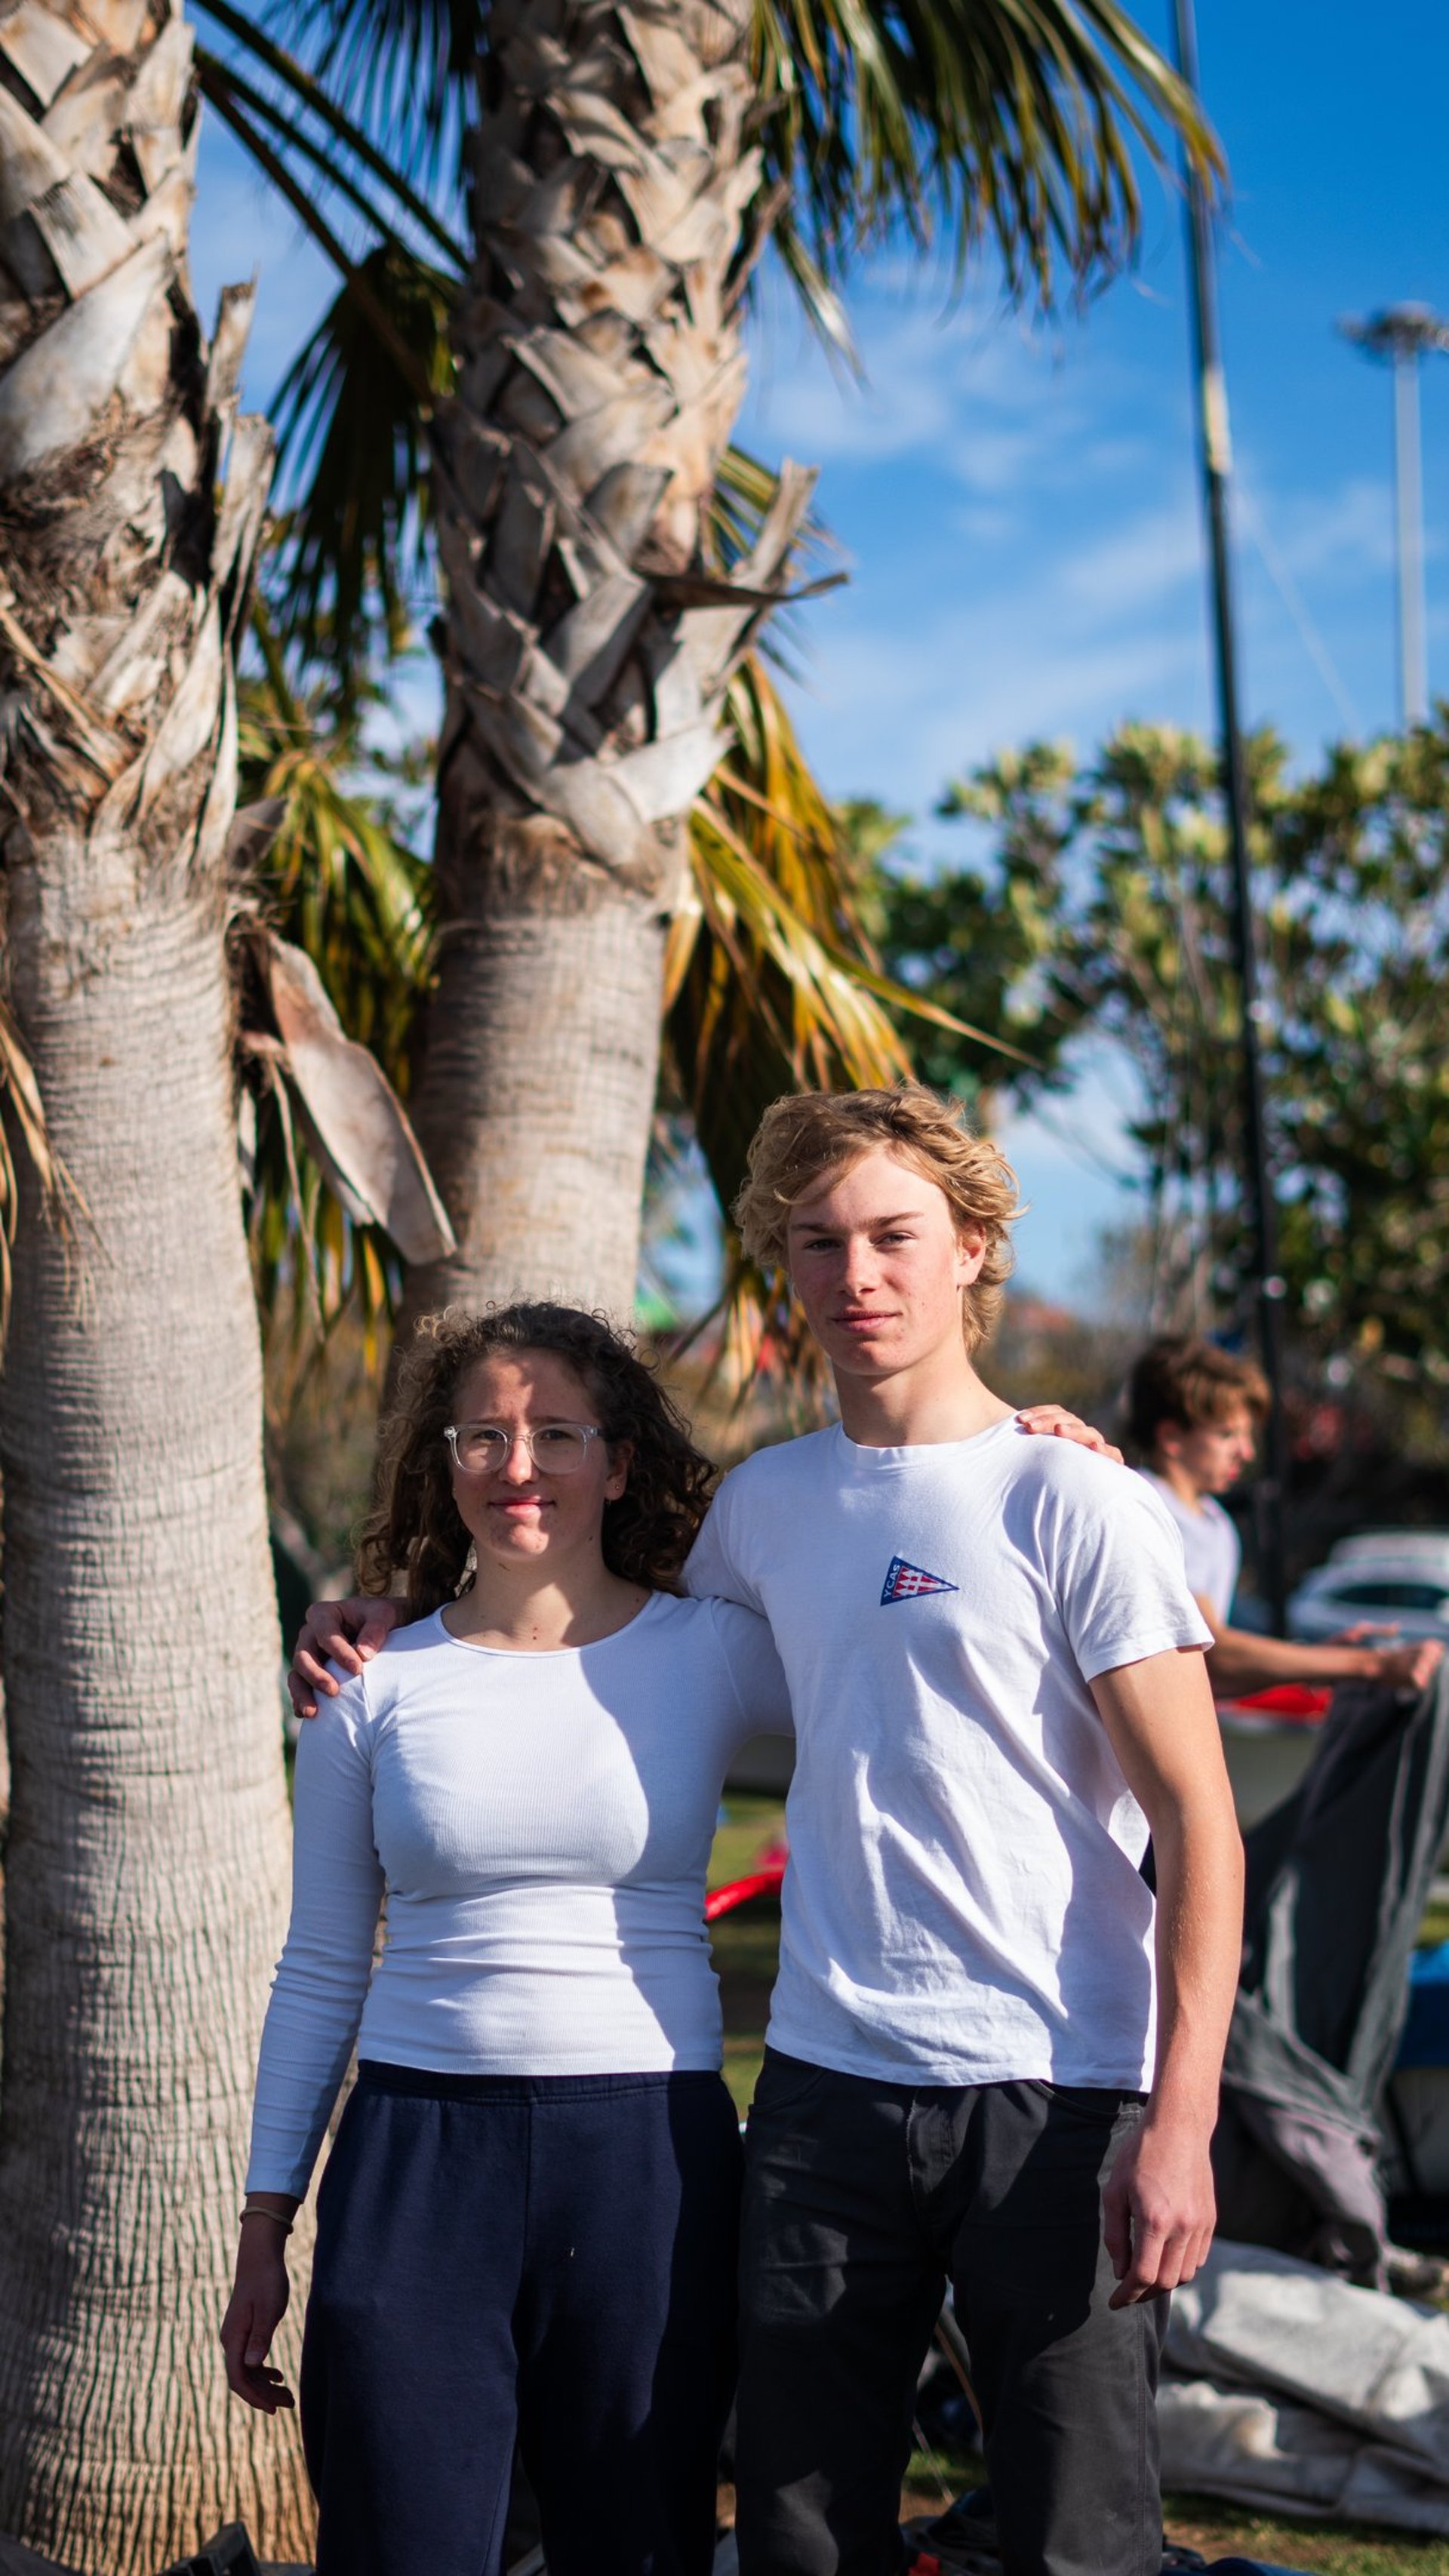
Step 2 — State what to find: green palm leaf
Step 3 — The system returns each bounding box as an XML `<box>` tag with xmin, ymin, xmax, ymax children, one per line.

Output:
<box><xmin>269</xmin><ymin>245</ymin><xmax>457</xmax><ymax>679</ymax></box>
<box><xmin>196</xmin><ymin>0</ymin><xmax>467</xmax><ymax>236</ymax></box>
<box><xmin>259</xmin><ymin>0</ymin><xmax>479</xmax><ymax>174</ymax></box>
<box><xmin>754</xmin><ymin>0</ymin><xmax>1219</xmax><ymax>338</ymax></box>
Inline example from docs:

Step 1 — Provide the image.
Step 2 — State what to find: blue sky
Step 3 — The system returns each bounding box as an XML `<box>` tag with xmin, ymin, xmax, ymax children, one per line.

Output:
<box><xmin>190</xmin><ymin>2</ymin><xmax>1449</xmax><ymax>1306</ymax></box>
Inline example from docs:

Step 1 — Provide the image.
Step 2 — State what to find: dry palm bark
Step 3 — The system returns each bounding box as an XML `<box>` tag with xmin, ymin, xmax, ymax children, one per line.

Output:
<box><xmin>0</xmin><ymin>6</ymin><xmax>310</xmax><ymax>2567</ymax></box>
<box><xmin>398</xmin><ymin>0</ymin><xmax>809</xmax><ymax>1328</ymax></box>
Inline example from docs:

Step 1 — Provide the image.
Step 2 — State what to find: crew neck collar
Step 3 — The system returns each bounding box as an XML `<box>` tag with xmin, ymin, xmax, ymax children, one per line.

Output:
<box><xmin>1140</xmin><ymin>1466</ymin><xmax>1215</xmax><ymax>1520</ymax></box>
<box><xmin>832</xmin><ymin>1414</ymin><xmax>1018</xmax><ymax>1471</ymax></box>
<box><xmin>435</xmin><ymin>1590</ymin><xmax>665</xmax><ymax>1657</ymax></box>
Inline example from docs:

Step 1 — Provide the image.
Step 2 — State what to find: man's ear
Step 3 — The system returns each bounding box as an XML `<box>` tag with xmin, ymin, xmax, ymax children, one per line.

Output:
<box><xmin>954</xmin><ymin>1220</ymin><xmax>988</xmax><ymax>1288</ymax></box>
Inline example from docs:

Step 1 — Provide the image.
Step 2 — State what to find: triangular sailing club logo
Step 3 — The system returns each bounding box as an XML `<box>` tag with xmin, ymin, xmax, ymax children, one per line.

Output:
<box><xmin>880</xmin><ymin>1555</ymin><xmax>958</xmax><ymax>1607</ymax></box>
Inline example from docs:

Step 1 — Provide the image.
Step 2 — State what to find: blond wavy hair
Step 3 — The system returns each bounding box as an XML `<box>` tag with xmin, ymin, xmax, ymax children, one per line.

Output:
<box><xmin>734</xmin><ymin>1085</ymin><xmax>1022</xmax><ymax>1355</ymax></box>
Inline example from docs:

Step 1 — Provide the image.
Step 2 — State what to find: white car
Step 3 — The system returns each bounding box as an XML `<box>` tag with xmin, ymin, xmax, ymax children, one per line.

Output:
<box><xmin>1287</xmin><ymin>1530</ymin><xmax>1449</xmax><ymax>1646</ymax></box>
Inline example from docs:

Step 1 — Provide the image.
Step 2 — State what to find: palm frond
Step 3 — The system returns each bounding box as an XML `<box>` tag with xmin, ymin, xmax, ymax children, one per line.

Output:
<box><xmin>263</xmin><ymin>0</ymin><xmax>479</xmax><ymax>176</ymax></box>
<box><xmin>197</xmin><ymin>0</ymin><xmax>466</xmax><ymax>254</ymax></box>
<box><xmin>241</xmin><ymin>608</ymin><xmax>435</xmax><ymax>1058</ymax></box>
<box><xmin>269</xmin><ymin>245</ymin><xmax>457</xmax><ymax>685</ymax></box>
<box><xmin>198</xmin><ymin>68</ymin><xmax>440</xmax><ymax>408</ymax></box>
<box><xmin>750</xmin><ymin>0</ymin><xmax>1223</xmax><ymax>326</ymax></box>
<box><xmin>197</xmin><ymin>53</ymin><xmax>433</xmax><ymax>262</ymax></box>
<box><xmin>236</xmin><ymin>600</ymin><xmax>437</xmax><ymax>1362</ymax></box>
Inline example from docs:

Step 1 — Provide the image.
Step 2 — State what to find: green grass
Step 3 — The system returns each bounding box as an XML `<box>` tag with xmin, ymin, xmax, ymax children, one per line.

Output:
<box><xmin>708</xmin><ymin>1796</ymin><xmax>787</xmax><ymax>1891</ymax></box>
<box><xmin>902</xmin><ymin>2441</ymin><xmax>989</xmax><ymax>2516</ymax></box>
<box><xmin>1157</xmin><ymin>2498</ymin><xmax>1449</xmax><ymax>2576</ymax></box>
<box><xmin>897</xmin><ymin>2445</ymin><xmax>1449</xmax><ymax>2575</ymax></box>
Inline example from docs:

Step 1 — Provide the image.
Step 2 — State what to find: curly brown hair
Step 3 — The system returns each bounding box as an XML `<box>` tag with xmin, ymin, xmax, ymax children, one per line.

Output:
<box><xmin>356</xmin><ymin>1304</ymin><xmax>718</xmax><ymax>1615</ymax></box>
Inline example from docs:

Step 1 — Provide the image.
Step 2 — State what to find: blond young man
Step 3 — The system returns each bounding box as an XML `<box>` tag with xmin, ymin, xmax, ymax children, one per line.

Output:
<box><xmin>292</xmin><ymin>1087</ymin><xmax>1244</xmax><ymax>2576</ymax></box>
<box><xmin>674</xmin><ymin>1088</ymin><xmax>1242</xmax><ymax>2576</ymax></box>
<box><xmin>1130</xmin><ymin>1337</ymin><xmax>1441</xmax><ymax>1697</ymax></box>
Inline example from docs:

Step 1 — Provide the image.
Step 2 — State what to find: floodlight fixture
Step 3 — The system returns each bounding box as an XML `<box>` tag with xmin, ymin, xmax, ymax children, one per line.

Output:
<box><xmin>1338</xmin><ymin>304</ymin><xmax>1449</xmax><ymax>726</ymax></box>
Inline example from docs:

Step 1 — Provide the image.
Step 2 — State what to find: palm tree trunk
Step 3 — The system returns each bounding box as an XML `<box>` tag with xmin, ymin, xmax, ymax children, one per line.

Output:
<box><xmin>0</xmin><ymin>10</ymin><xmax>310</xmax><ymax>2567</ymax></box>
<box><xmin>398</xmin><ymin>0</ymin><xmax>801</xmax><ymax>1327</ymax></box>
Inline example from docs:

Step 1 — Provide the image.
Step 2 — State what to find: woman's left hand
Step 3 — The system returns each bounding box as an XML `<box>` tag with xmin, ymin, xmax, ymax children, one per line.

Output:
<box><xmin>1016</xmin><ymin>1405</ymin><xmax>1123</xmax><ymax>1465</ymax></box>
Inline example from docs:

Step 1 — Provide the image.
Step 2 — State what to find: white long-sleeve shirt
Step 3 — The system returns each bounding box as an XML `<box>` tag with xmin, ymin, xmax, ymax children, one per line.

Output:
<box><xmin>247</xmin><ymin>1593</ymin><xmax>792</xmax><ymax>2196</ymax></box>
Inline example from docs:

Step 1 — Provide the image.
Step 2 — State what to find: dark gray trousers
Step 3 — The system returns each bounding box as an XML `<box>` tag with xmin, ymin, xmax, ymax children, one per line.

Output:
<box><xmin>735</xmin><ymin>2051</ymin><xmax>1166</xmax><ymax>2576</ymax></box>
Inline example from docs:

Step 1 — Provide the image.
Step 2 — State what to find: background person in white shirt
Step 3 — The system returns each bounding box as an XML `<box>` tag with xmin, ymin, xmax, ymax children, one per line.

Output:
<box><xmin>1128</xmin><ymin>1335</ymin><xmax>1441</xmax><ymax>1696</ymax></box>
<box><xmin>700</xmin><ymin>1087</ymin><xmax>1243</xmax><ymax>2576</ymax></box>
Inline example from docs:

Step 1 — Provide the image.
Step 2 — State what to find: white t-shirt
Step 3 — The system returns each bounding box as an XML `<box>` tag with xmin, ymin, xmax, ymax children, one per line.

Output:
<box><xmin>247</xmin><ymin>1592</ymin><xmax>792</xmax><ymax>2196</ymax></box>
<box><xmin>685</xmin><ymin>1418</ymin><xmax>1211</xmax><ymax>2091</ymax></box>
<box><xmin>1137</xmin><ymin>1470</ymin><xmax>1241</xmax><ymax>1620</ymax></box>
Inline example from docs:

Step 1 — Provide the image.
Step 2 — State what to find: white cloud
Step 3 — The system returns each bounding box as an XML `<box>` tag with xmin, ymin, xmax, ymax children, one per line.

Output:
<box><xmin>777</xmin><ymin>476</ymin><xmax>1214</xmax><ymax>812</ymax></box>
<box><xmin>1244</xmin><ymin>472</ymin><xmax>1396</xmax><ymax>584</ymax></box>
<box><xmin>1056</xmin><ymin>496</ymin><xmax>1202</xmax><ymax>614</ymax></box>
<box><xmin>743</xmin><ymin>287</ymin><xmax>1136</xmax><ymax>498</ymax></box>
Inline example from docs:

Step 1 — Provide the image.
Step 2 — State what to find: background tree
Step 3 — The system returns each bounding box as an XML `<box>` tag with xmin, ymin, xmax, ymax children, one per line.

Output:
<box><xmin>877</xmin><ymin>716</ymin><xmax>1449</xmax><ymax>1389</ymax></box>
<box><xmin>0</xmin><ymin>5</ymin><xmax>314</xmax><ymax>2567</ymax></box>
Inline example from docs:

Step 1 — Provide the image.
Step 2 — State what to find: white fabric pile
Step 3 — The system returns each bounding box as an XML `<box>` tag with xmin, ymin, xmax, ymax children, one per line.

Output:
<box><xmin>1161</xmin><ymin>2240</ymin><xmax>1449</xmax><ymax>2531</ymax></box>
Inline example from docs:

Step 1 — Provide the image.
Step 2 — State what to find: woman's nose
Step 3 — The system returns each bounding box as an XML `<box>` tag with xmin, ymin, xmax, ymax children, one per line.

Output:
<box><xmin>500</xmin><ymin>1436</ymin><xmax>534</xmax><ymax>1482</ymax></box>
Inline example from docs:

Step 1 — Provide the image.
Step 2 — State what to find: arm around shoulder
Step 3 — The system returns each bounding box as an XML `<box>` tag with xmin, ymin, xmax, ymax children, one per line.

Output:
<box><xmin>288</xmin><ymin>1592</ymin><xmax>408</xmax><ymax>1719</ymax></box>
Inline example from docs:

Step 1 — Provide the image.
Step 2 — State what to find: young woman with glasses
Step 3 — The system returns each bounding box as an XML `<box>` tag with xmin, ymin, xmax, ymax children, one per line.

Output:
<box><xmin>221</xmin><ymin>1303</ymin><xmax>791</xmax><ymax>2576</ymax></box>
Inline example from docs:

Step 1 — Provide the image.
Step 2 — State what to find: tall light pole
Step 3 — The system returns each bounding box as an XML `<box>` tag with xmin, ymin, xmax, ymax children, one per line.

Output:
<box><xmin>1339</xmin><ymin>304</ymin><xmax>1449</xmax><ymax>728</ymax></box>
<box><xmin>1171</xmin><ymin>0</ymin><xmax>1287</xmax><ymax>1629</ymax></box>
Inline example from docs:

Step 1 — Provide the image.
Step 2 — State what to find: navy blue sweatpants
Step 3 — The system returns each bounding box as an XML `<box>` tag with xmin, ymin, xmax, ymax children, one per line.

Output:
<box><xmin>300</xmin><ymin>2063</ymin><xmax>743</xmax><ymax>2576</ymax></box>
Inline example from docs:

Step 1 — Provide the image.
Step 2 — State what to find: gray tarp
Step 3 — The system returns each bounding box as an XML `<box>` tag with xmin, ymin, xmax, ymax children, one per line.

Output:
<box><xmin>1214</xmin><ymin>1663</ymin><xmax>1449</xmax><ymax>2282</ymax></box>
<box><xmin>1159</xmin><ymin>2239</ymin><xmax>1449</xmax><ymax>2530</ymax></box>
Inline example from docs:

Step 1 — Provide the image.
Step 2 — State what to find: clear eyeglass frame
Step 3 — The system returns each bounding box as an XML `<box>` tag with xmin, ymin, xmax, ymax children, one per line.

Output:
<box><xmin>444</xmin><ymin>1423</ymin><xmax>605</xmax><ymax>1477</ymax></box>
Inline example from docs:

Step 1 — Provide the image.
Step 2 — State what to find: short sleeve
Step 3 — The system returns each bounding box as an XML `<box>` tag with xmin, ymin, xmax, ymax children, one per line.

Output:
<box><xmin>710</xmin><ymin>1599</ymin><xmax>794</xmax><ymax>1743</ymax></box>
<box><xmin>1043</xmin><ymin>1454</ymin><xmax>1214</xmax><ymax>1685</ymax></box>
<box><xmin>684</xmin><ymin>1473</ymin><xmax>766</xmax><ymax>1614</ymax></box>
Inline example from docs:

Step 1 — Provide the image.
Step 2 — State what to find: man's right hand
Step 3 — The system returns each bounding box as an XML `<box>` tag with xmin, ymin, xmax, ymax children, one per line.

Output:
<box><xmin>289</xmin><ymin>1596</ymin><xmax>405</xmax><ymax>1720</ymax></box>
<box><xmin>1364</xmin><ymin>1635</ymin><xmax>1444</xmax><ymax>1694</ymax></box>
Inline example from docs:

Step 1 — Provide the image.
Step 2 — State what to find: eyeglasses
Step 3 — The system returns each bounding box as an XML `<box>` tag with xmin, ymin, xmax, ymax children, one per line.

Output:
<box><xmin>444</xmin><ymin>1422</ymin><xmax>606</xmax><ymax>1477</ymax></box>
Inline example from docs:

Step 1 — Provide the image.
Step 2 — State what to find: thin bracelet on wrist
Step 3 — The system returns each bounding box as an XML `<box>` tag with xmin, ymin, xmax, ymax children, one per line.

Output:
<box><xmin>239</xmin><ymin>2202</ymin><xmax>294</xmax><ymax>2236</ymax></box>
